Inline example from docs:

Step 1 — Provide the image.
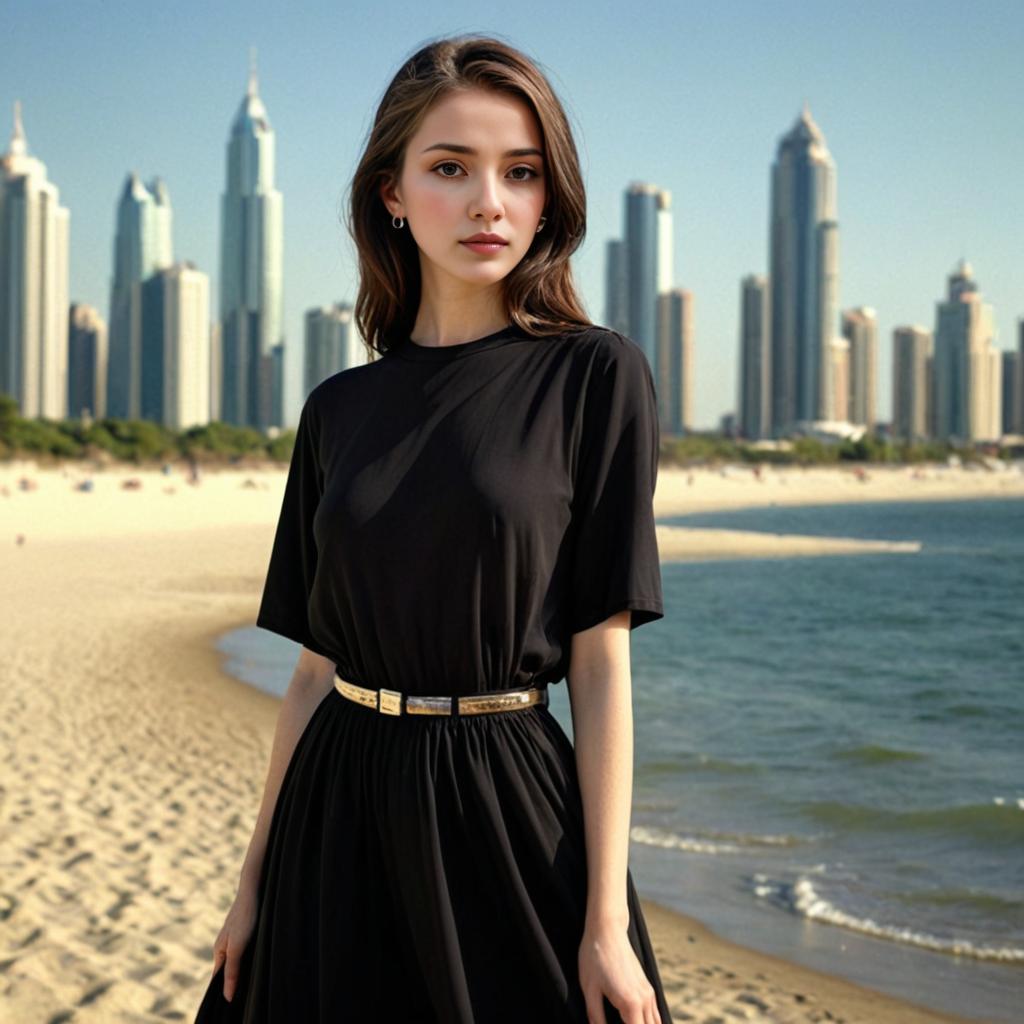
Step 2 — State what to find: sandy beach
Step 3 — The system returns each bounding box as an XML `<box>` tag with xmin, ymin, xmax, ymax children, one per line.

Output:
<box><xmin>1</xmin><ymin>458</ymin><xmax>1019</xmax><ymax>1022</ymax></box>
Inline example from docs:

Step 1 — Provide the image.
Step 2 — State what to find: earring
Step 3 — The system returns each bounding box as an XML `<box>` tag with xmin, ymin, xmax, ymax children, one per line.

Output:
<box><xmin>392</xmin><ymin>214</ymin><xmax>405</xmax><ymax>229</ymax></box>
<box><xmin>535</xmin><ymin>216</ymin><xmax>546</xmax><ymax>233</ymax></box>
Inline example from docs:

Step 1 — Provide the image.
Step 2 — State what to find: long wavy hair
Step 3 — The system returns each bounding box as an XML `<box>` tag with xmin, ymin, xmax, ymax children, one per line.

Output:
<box><xmin>344</xmin><ymin>34</ymin><xmax>593</xmax><ymax>355</ymax></box>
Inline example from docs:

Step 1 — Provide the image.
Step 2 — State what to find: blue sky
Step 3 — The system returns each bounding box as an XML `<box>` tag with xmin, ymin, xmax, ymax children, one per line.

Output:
<box><xmin>4</xmin><ymin>0</ymin><xmax>1022</xmax><ymax>428</ymax></box>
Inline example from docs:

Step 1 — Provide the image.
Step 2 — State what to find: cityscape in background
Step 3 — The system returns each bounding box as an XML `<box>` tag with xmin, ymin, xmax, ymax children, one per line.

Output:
<box><xmin>2</xmin><ymin>56</ymin><xmax>1021</xmax><ymax>448</ymax></box>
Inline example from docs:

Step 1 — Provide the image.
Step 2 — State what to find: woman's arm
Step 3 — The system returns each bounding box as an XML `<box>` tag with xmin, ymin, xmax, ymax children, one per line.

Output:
<box><xmin>568</xmin><ymin>609</ymin><xmax>661</xmax><ymax>1024</ymax></box>
<box><xmin>236</xmin><ymin>648</ymin><xmax>336</xmax><ymax>896</ymax></box>
<box><xmin>567</xmin><ymin>609</ymin><xmax>634</xmax><ymax>929</ymax></box>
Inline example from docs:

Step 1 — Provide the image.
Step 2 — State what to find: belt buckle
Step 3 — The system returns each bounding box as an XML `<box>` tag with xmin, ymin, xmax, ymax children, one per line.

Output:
<box><xmin>378</xmin><ymin>688</ymin><xmax>402</xmax><ymax>715</ymax></box>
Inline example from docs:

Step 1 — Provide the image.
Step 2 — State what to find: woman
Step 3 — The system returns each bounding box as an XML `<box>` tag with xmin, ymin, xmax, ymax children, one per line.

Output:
<box><xmin>194</xmin><ymin>33</ymin><xmax>672</xmax><ymax>1024</ymax></box>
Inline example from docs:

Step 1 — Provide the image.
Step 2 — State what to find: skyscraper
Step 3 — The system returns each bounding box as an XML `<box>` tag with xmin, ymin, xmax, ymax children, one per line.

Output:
<box><xmin>830</xmin><ymin>336</ymin><xmax>850</xmax><ymax>422</ymax></box>
<box><xmin>738</xmin><ymin>274</ymin><xmax>769</xmax><ymax>440</ymax></box>
<box><xmin>1017</xmin><ymin>319</ymin><xmax>1024</xmax><ymax>434</ymax></box>
<box><xmin>219</xmin><ymin>49</ymin><xmax>284</xmax><ymax>430</ymax></box>
<box><xmin>304</xmin><ymin>303</ymin><xmax>370</xmax><ymax>396</ymax></box>
<box><xmin>107</xmin><ymin>173</ymin><xmax>173</xmax><ymax>419</ymax></box>
<box><xmin>892</xmin><ymin>325</ymin><xmax>932</xmax><ymax>442</ymax></box>
<box><xmin>0</xmin><ymin>101</ymin><xmax>69</xmax><ymax>419</ymax></box>
<box><xmin>656</xmin><ymin>288</ymin><xmax>693</xmax><ymax>435</ymax></box>
<box><xmin>68</xmin><ymin>303</ymin><xmax>107</xmax><ymax>419</ymax></box>
<box><xmin>162</xmin><ymin>262</ymin><xmax>211</xmax><ymax>430</ymax></box>
<box><xmin>1000</xmin><ymin>349</ymin><xmax>1018</xmax><ymax>437</ymax></box>
<box><xmin>140</xmin><ymin>261</ymin><xmax>210</xmax><ymax>429</ymax></box>
<box><xmin>623</xmin><ymin>182</ymin><xmax>672</xmax><ymax>368</ymax></box>
<box><xmin>604</xmin><ymin>238</ymin><xmax>629</xmax><ymax>336</ymax></box>
<box><xmin>768</xmin><ymin>104</ymin><xmax>839</xmax><ymax>436</ymax></box>
<box><xmin>841</xmin><ymin>306</ymin><xmax>877</xmax><ymax>427</ymax></box>
<box><xmin>932</xmin><ymin>260</ymin><xmax>1001</xmax><ymax>443</ymax></box>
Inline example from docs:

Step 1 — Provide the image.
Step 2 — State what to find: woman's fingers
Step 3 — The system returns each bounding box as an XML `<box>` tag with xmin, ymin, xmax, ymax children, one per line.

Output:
<box><xmin>583</xmin><ymin>984</ymin><xmax>604</xmax><ymax>1023</ymax></box>
<box><xmin>223</xmin><ymin>945</ymin><xmax>241</xmax><ymax>1003</ymax></box>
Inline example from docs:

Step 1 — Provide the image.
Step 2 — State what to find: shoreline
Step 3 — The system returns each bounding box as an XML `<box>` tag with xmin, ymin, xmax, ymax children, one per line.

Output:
<box><xmin>1</xmin><ymin>468</ymin><xmax>1019</xmax><ymax>1020</ymax></box>
<box><xmin>202</xmin><ymin>622</ymin><xmax>998</xmax><ymax>1024</ymax></box>
<box><xmin>1</xmin><ymin>529</ymin><xmax>990</xmax><ymax>1022</ymax></box>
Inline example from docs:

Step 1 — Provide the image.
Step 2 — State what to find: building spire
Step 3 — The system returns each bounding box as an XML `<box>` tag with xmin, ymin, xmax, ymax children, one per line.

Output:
<box><xmin>9</xmin><ymin>99</ymin><xmax>27</xmax><ymax>157</ymax></box>
<box><xmin>247</xmin><ymin>45</ymin><xmax>258</xmax><ymax>98</ymax></box>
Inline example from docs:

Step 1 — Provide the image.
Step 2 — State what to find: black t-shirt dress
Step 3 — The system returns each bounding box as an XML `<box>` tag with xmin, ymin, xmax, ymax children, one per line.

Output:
<box><xmin>194</xmin><ymin>323</ymin><xmax>673</xmax><ymax>1023</ymax></box>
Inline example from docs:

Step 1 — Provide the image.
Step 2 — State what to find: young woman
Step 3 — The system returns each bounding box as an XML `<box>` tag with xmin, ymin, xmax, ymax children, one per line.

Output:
<box><xmin>194</xmin><ymin>33</ymin><xmax>672</xmax><ymax>1024</ymax></box>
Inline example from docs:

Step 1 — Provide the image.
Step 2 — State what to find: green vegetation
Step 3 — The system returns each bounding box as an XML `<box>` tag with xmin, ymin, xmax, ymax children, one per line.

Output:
<box><xmin>0</xmin><ymin>394</ymin><xmax>296</xmax><ymax>465</ymax></box>
<box><xmin>661</xmin><ymin>430</ymin><xmax>1014</xmax><ymax>468</ymax></box>
<box><xmin>0</xmin><ymin>393</ymin><xmax>1017</xmax><ymax>468</ymax></box>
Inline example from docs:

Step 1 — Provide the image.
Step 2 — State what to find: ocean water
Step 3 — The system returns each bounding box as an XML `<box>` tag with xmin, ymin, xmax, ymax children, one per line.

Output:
<box><xmin>218</xmin><ymin>497</ymin><xmax>1024</xmax><ymax>1022</ymax></box>
<box><xmin>626</xmin><ymin>497</ymin><xmax>1023</xmax><ymax>1022</ymax></box>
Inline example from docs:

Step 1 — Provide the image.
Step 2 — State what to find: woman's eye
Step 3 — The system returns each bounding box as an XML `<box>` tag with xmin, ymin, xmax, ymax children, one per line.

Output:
<box><xmin>431</xmin><ymin>162</ymin><xmax>540</xmax><ymax>181</ymax></box>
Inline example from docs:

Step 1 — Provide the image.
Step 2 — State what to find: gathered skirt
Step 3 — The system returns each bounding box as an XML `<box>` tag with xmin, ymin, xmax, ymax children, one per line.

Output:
<box><xmin>194</xmin><ymin>685</ymin><xmax>673</xmax><ymax>1023</ymax></box>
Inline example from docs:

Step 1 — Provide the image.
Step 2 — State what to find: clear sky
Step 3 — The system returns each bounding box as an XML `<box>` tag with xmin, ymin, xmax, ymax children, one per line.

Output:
<box><xmin>4</xmin><ymin>0</ymin><xmax>1022</xmax><ymax>428</ymax></box>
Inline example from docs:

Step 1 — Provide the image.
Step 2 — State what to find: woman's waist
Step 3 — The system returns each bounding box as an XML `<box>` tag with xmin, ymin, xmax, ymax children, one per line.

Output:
<box><xmin>333</xmin><ymin>672</ymin><xmax>549</xmax><ymax>717</ymax></box>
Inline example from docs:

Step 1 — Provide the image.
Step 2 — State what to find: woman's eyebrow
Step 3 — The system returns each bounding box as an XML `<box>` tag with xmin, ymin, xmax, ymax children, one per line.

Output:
<box><xmin>421</xmin><ymin>142</ymin><xmax>543</xmax><ymax>158</ymax></box>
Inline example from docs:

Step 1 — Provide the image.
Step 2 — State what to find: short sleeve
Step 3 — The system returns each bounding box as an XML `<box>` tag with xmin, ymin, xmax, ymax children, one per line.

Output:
<box><xmin>255</xmin><ymin>395</ymin><xmax>333</xmax><ymax>659</ymax></box>
<box><xmin>568</xmin><ymin>331</ymin><xmax>664</xmax><ymax>634</ymax></box>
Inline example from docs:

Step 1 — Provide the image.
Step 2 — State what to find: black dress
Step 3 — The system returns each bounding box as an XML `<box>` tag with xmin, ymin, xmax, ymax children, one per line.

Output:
<box><xmin>194</xmin><ymin>323</ymin><xmax>673</xmax><ymax>1023</ymax></box>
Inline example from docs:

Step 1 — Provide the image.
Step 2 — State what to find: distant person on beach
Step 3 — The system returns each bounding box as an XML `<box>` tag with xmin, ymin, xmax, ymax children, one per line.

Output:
<box><xmin>194</xmin><ymin>34</ymin><xmax>670</xmax><ymax>1024</ymax></box>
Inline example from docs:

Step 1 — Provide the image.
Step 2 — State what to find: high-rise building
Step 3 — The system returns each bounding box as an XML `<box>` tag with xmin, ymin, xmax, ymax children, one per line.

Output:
<box><xmin>604</xmin><ymin>239</ymin><xmax>629</xmax><ymax>336</ymax></box>
<box><xmin>768</xmin><ymin>104</ymin><xmax>839</xmax><ymax>436</ymax></box>
<box><xmin>841</xmin><ymin>307</ymin><xmax>877</xmax><ymax>427</ymax></box>
<box><xmin>219</xmin><ymin>50</ymin><xmax>284</xmax><ymax>430</ymax></box>
<box><xmin>304</xmin><ymin>303</ymin><xmax>370</xmax><ymax>396</ymax></box>
<box><xmin>209</xmin><ymin>319</ymin><xmax>222</xmax><ymax>422</ymax></box>
<box><xmin>164</xmin><ymin>262</ymin><xmax>211</xmax><ymax>430</ymax></box>
<box><xmin>1017</xmin><ymin>318</ymin><xmax>1024</xmax><ymax>435</ymax></box>
<box><xmin>932</xmin><ymin>260</ymin><xmax>1001</xmax><ymax>443</ymax></box>
<box><xmin>656</xmin><ymin>288</ymin><xmax>692</xmax><ymax>435</ymax></box>
<box><xmin>623</xmin><ymin>182</ymin><xmax>672</xmax><ymax>368</ymax></box>
<box><xmin>1000</xmin><ymin>349</ymin><xmax>1019</xmax><ymax>438</ymax></box>
<box><xmin>830</xmin><ymin>336</ymin><xmax>850</xmax><ymax>422</ymax></box>
<box><xmin>107</xmin><ymin>173</ymin><xmax>173</xmax><ymax>419</ymax></box>
<box><xmin>68</xmin><ymin>303</ymin><xmax>107</xmax><ymax>419</ymax></box>
<box><xmin>738</xmin><ymin>274</ymin><xmax>769</xmax><ymax>440</ymax></box>
<box><xmin>892</xmin><ymin>325</ymin><xmax>932</xmax><ymax>442</ymax></box>
<box><xmin>139</xmin><ymin>261</ymin><xmax>210</xmax><ymax>429</ymax></box>
<box><xmin>0</xmin><ymin>101</ymin><xmax>69</xmax><ymax>419</ymax></box>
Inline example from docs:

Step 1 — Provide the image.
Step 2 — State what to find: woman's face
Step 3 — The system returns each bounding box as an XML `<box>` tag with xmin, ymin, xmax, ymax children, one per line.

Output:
<box><xmin>383</xmin><ymin>87</ymin><xmax>548</xmax><ymax>290</ymax></box>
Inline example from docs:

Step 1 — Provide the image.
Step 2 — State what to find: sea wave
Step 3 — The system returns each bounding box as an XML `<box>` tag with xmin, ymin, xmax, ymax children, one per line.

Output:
<box><xmin>630</xmin><ymin>823</ymin><xmax>814</xmax><ymax>854</ymax></box>
<box><xmin>752</xmin><ymin>874</ymin><xmax>1024</xmax><ymax>962</ymax></box>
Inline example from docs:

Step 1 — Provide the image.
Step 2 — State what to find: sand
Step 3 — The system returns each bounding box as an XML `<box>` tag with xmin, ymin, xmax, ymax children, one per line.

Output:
<box><xmin>1</xmin><ymin>457</ymin><xmax>1018</xmax><ymax>1022</ymax></box>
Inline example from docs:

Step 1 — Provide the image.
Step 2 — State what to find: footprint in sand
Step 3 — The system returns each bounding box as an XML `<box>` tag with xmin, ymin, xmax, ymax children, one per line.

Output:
<box><xmin>77</xmin><ymin>979</ymin><xmax>115</xmax><ymax>1006</ymax></box>
<box><xmin>0</xmin><ymin>891</ymin><xmax>18</xmax><ymax>921</ymax></box>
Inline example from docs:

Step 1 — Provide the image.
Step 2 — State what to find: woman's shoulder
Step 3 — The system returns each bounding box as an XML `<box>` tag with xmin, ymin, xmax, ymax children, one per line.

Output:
<box><xmin>546</xmin><ymin>324</ymin><xmax>652</xmax><ymax>383</ymax></box>
<box><xmin>305</xmin><ymin>355</ymin><xmax>389</xmax><ymax>414</ymax></box>
<box><xmin>534</xmin><ymin>322</ymin><xmax>643</xmax><ymax>364</ymax></box>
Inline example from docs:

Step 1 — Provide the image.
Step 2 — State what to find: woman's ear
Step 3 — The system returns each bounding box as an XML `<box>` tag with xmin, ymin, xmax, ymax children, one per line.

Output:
<box><xmin>379</xmin><ymin>178</ymin><xmax>402</xmax><ymax>219</ymax></box>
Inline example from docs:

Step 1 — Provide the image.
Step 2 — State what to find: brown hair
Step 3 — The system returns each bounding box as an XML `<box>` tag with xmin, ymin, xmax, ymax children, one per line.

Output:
<box><xmin>344</xmin><ymin>34</ymin><xmax>593</xmax><ymax>355</ymax></box>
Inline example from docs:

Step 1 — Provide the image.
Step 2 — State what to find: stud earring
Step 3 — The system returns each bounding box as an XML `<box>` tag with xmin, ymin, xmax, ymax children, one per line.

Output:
<box><xmin>392</xmin><ymin>215</ymin><xmax>405</xmax><ymax>229</ymax></box>
<box><xmin>535</xmin><ymin>216</ymin><xmax>546</xmax><ymax>233</ymax></box>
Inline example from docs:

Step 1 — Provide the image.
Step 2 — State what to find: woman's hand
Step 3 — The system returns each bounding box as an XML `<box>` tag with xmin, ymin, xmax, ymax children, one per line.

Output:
<box><xmin>578</xmin><ymin>918</ymin><xmax>662</xmax><ymax>1024</ymax></box>
<box><xmin>210</xmin><ymin>885</ymin><xmax>260</xmax><ymax>1003</ymax></box>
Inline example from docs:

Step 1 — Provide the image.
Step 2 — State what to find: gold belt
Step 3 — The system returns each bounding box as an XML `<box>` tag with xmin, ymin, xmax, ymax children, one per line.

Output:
<box><xmin>334</xmin><ymin>674</ymin><xmax>546</xmax><ymax>716</ymax></box>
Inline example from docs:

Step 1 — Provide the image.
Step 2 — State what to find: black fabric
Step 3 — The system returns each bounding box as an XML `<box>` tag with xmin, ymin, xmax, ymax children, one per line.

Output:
<box><xmin>195</xmin><ymin>324</ymin><xmax>671</xmax><ymax>1023</ymax></box>
<box><xmin>255</xmin><ymin>322</ymin><xmax>663</xmax><ymax>694</ymax></box>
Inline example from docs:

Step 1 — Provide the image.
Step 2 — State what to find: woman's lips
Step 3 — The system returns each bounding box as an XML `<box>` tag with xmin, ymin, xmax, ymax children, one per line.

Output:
<box><xmin>460</xmin><ymin>241</ymin><xmax>508</xmax><ymax>254</ymax></box>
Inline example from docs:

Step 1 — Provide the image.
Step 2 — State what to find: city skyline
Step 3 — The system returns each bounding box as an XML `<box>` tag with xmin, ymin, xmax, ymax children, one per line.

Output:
<box><xmin>3</xmin><ymin>0</ymin><xmax>1021</xmax><ymax>427</ymax></box>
